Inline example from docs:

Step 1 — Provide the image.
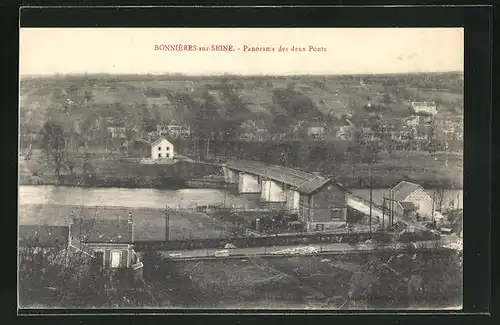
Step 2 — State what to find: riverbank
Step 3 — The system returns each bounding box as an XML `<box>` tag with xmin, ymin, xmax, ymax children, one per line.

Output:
<box><xmin>19</xmin><ymin>174</ymin><xmax>235</xmax><ymax>190</ymax></box>
<box><xmin>19</xmin><ymin>167</ymin><xmax>462</xmax><ymax>190</ymax></box>
<box><xmin>19</xmin><ymin>157</ymin><xmax>228</xmax><ymax>189</ymax></box>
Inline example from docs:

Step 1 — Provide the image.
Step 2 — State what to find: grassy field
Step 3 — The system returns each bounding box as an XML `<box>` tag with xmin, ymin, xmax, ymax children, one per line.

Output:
<box><xmin>19</xmin><ymin>204</ymin><xmax>232</xmax><ymax>241</ymax></box>
<box><xmin>20</xmin><ymin>148</ymin><xmax>462</xmax><ymax>189</ymax></box>
<box><xmin>20</xmin><ymin>73</ymin><xmax>463</xmax><ymax>131</ymax></box>
<box><xmin>141</xmin><ymin>248</ymin><xmax>462</xmax><ymax>309</ymax></box>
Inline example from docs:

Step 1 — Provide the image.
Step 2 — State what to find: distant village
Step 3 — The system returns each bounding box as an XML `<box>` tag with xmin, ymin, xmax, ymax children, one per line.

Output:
<box><xmin>20</xmin><ymin>100</ymin><xmax>463</xmax><ymax>158</ymax></box>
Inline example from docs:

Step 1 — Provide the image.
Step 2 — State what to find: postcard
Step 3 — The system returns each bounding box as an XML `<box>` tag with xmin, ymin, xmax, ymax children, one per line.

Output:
<box><xmin>19</xmin><ymin>27</ymin><xmax>464</xmax><ymax>310</ymax></box>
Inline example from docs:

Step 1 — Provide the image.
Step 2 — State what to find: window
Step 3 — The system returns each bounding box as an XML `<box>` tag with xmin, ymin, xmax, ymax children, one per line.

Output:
<box><xmin>110</xmin><ymin>251</ymin><xmax>121</xmax><ymax>268</ymax></box>
<box><xmin>316</xmin><ymin>224</ymin><xmax>325</xmax><ymax>231</ymax></box>
<box><xmin>158</xmin><ymin>147</ymin><xmax>161</xmax><ymax>151</ymax></box>
<box><xmin>158</xmin><ymin>153</ymin><xmax>161</xmax><ymax>158</ymax></box>
<box><xmin>166</xmin><ymin>147</ymin><xmax>170</xmax><ymax>151</ymax></box>
<box><xmin>166</xmin><ymin>153</ymin><xmax>170</xmax><ymax>158</ymax></box>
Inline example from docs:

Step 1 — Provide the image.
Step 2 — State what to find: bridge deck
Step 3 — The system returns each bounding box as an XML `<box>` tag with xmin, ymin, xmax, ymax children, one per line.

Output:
<box><xmin>225</xmin><ymin>159</ymin><xmax>337</xmax><ymax>194</ymax></box>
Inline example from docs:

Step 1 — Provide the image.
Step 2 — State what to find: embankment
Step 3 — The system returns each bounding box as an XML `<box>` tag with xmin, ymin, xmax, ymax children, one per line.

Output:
<box><xmin>19</xmin><ymin>147</ymin><xmax>462</xmax><ymax>189</ymax></box>
<box><xmin>19</xmin><ymin>158</ymin><xmax>226</xmax><ymax>189</ymax></box>
<box><xmin>140</xmin><ymin>247</ymin><xmax>462</xmax><ymax>309</ymax></box>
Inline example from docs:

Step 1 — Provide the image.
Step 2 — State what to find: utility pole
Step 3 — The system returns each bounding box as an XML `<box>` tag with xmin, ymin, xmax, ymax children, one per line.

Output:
<box><xmin>382</xmin><ymin>196</ymin><xmax>385</xmax><ymax>228</ymax></box>
<box><xmin>165</xmin><ymin>206</ymin><xmax>170</xmax><ymax>241</ymax></box>
<box><xmin>389</xmin><ymin>190</ymin><xmax>392</xmax><ymax>227</ymax></box>
<box><xmin>390</xmin><ymin>188</ymin><xmax>394</xmax><ymax>227</ymax></box>
<box><xmin>369</xmin><ymin>167</ymin><xmax>373</xmax><ymax>237</ymax></box>
<box><xmin>206</xmin><ymin>134</ymin><xmax>210</xmax><ymax>159</ymax></box>
<box><xmin>432</xmin><ymin>190</ymin><xmax>436</xmax><ymax>224</ymax></box>
<box><xmin>223</xmin><ymin>184</ymin><xmax>227</xmax><ymax>208</ymax></box>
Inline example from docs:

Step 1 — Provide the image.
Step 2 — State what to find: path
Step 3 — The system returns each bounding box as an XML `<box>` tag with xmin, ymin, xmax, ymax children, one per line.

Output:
<box><xmin>147</xmin><ymin>238</ymin><xmax>455</xmax><ymax>261</ymax></box>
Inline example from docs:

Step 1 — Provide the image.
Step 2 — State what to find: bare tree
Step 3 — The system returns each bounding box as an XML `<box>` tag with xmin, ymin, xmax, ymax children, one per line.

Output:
<box><xmin>41</xmin><ymin>121</ymin><xmax>67</xmax><ymax>182</ymax></box>
<box><xmin>123</xmin><ymin>127</ymin><xmax>136</xmax><ymax>155</ymax></box>
<box><xmin>433</xmin><ymin>188</ymin><xmax>447</xmax><ymax>212</ymax></box>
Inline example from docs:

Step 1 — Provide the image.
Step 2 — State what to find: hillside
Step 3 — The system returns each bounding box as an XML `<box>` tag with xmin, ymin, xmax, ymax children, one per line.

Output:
<box><xmin>20</xmin><ymin>72</ymin><xmax>464</xmax><ymax>135</ymax></box>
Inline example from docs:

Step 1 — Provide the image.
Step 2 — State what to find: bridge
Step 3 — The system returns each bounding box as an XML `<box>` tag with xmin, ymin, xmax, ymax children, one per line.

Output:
<box><xmin>222</xmin><ymin>159</ymin><xmax>335</xmax><ymax>196</ymax></box>
<box><xmin>179</xmin><ymin>156</ymin><xmax>408</xmax><ymax>228</ymax></box>
<box><xmin>219</xmin><ymin>158</ymin><xmax>407</xmax><ymax>230</ymax></box>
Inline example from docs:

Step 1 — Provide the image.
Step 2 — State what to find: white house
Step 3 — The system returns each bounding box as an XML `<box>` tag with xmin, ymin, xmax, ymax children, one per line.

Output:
<box><xmin>107</xmin><ymin>126</ymin><xmax>127</xmax><ymax>139</ymax></box>
<box><xmin>384</xmin><ymin>181</ymin><xmax>436</xmax><ymax>219</ymax></box>
<box><xmin>307</xmin><ymin>125</ymin><xmax>326</xmax><ymax>139</ymax></box>
<box><xmin>151</xmin><ymin>137</ymin><xmax>174</xmax><ymax>160</ymax></box>
<box><xmin>156</xmin><ymin>124</ymin><xmax>191</xmax><ymax>139</ymax></box>
<box><xmin>408</xmin><ymin>101</ymin><xmax>438</xmax><ymax>116</ymax></box>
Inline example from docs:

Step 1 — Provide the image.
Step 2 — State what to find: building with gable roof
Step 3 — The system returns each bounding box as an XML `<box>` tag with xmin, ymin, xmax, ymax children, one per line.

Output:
<box><xmin>384</xmin><ymin>180</ymin><xmax>436</xmax><ymax>219</ymax></box>
<box><xmin>224</xmin><ymin>159</ymin><xmax>350</xmax><ymax>231</ymax></box>
<box><xmin>150</xmin><ymin>137</ymin><xmax>174</xmax><ymax>160</ymax></box>
<box><xmin>69</xmin><ymin>214</ymin><xmax>139</xmax><ymax>269</ymax></box>
<box><xmin>408</xmin><ymin>101</ymin><xmax>438</xmax><ymax>116</ymax></box>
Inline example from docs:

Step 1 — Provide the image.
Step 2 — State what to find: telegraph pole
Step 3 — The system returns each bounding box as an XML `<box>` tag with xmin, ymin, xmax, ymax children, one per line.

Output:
<box><xmin>223</xmin><ymin>184</ymin><xmax>227</xmax><ymax>208</ymax></box>
<box><xmin>165</xmin><ymin>206</ymin><xmax>170</xmax><ymax>241</ymax></box>
<box><xmin>390</xmin><ymin>188</ymin><xmax>394</xmax><ymax>227</ymax></box>
<box><xmin>432</xmin><ymin>190</ymin><xmax>436</xmax><ymax>224</ymax></box>
<box><xmin>389</xmin><ymin>189</ymin><xmax>392</xmax><ymax>226</ymax></box>
<box><xmin>369</xmin><ymin>167</ymin><xmax>373</xmax><ymax>237</ymax></box>
<box><xmin>382</xmin><ymin>196</ymin><xmax>385</xmax><ymax>228</ymax></box>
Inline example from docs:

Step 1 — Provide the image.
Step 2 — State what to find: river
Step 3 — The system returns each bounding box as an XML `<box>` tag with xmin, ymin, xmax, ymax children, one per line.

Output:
<box><xmin>19</xmin><ymin>185</ymin><xmax>463</xmax><ymax>211</ymax></box>
<box><xmin>19</xmin><ymin>185</ymin><xmax>261</xmax><ymax>210</ymax></box>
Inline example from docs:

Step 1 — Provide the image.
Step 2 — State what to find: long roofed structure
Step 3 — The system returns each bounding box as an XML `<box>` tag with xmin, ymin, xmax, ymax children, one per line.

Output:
<box><xmin>225</xmin><ymin>159</ymin><xmax>349</xmax><ymax>195</ymax></box>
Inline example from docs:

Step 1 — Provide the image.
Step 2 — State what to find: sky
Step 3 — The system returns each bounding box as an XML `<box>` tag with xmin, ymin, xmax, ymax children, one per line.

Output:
<box><xmin>19</xmin><ymin>28</ymin><xmax>464</xmax><ymax>76</ymax></box>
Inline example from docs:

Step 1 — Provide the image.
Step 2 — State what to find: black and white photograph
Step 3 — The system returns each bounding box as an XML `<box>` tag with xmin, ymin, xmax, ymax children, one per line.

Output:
<box><xmin>18</xmin><ymin>27</ymin><xmax>464</xmax><ymax>310</ymax></box>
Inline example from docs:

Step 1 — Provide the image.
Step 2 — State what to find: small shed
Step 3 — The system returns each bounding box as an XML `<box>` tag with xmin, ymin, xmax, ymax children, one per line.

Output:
<box><xmin>400</xmin><ymin>201</ymin><xmax>417</xmax><ymax>219</ymax></box>
<box><xmin>69</xmin><ymin>216</ymin><xmax>138</xmax><ymax>269</ymax></box>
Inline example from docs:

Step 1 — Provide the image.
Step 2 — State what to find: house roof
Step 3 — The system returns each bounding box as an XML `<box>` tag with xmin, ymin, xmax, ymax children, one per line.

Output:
<box><xmin>226</xmin><ymin>159</ymin><xmax>349</xmax><ymax>195</ymax></box>
<box><xmin>400</xmin><ymin>201</ymin><xmax>417</xmax><ymax>211</ymax></box>
<box><xmin>151</xmin><ymin>137</ymin><xmax>172</xmax><ymax>146</ymax></box>
<box><xmin>392</xmin><ymin>181</ymin><xmax>423</xmax><ymax>202</ymax></box>
<box><xmin>19</xmin><ymin>225</ymin><xmax>69</xmax><ymax>247</ymax></box>
<box><xmin>68</xmin><ymin>237</ymin><xmax>97</xmax><ymax>258</ymax></box>
<box><xmin>151</xmin><ymin>137</ymin><xmax>173</xmax><ymax>147</ymax></box>
<box><xmin>410</xmin><ymin>101</ymin><xmax>437</xmax><ymax>108</ymax></box>
<box><xmin>295</xmin><ymin>177</ymin><xmax>332</xmax><ymax>195</ymax></box>
<box><xmin>70</xmin><ymin>218</ymin><xmax>133</xmax><ymax>244</ymax></box>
